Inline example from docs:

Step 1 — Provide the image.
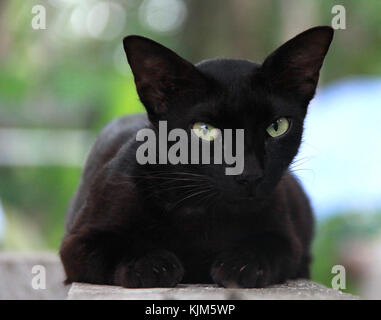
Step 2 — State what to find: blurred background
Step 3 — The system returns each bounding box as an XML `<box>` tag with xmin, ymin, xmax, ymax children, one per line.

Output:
<box><xmin>0</xmin><ymin>0</ymin><xmax>380</xmax><ymax>296</ymax></box>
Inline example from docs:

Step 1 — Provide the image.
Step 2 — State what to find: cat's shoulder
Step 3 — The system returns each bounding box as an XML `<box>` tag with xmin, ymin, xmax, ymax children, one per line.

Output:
<box><xmin>84</xmin><ymin>113</ymin><xmax>150</xmax><ymax>181</ymax></box>
<box><xmin>99</xmin><ymin>113</ymin><xmax>149</xmax><ymax>143</ymax></box>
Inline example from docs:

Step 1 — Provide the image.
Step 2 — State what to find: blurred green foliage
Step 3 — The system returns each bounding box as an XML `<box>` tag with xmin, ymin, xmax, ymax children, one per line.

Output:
<box><xmin>0</xmin><ymin>167</ymin><xmax>82</xmax><ymax>249</ymax></box>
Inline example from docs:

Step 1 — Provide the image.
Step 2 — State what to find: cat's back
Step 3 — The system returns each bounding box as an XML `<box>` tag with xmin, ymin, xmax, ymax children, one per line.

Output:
<box><xmin>65</xmin><ymin>113</ymin><xmax>149</xmax><ymax>230</ymax></box>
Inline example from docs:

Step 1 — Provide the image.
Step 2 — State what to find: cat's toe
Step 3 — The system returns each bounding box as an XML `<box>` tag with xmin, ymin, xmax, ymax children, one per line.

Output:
<box><xmin>116</xmin><ymin>250</ymin><xmax>184</xmax><ymax>288</ymax></box>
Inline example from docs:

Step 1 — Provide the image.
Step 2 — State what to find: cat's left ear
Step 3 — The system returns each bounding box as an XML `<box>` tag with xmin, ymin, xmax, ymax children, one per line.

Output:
<box><xmin>123</xmin><ymin>35</ymin><xmax>209</xmax><ymax>120</ymax></box>
<box><xmin>261</xmin><ymin>26</ymin><xmax>334</xmax><ymax>104</ymax></box>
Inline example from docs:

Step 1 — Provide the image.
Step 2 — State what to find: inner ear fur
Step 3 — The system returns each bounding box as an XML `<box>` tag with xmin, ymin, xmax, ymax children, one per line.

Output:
<box><xmin>123</xmin><ymin>35</ymin><xmax>209</xmax><ymax>119</ymax></box>
<box><xmin>261</xmin><ymin>26</ymin><xmax>334</xmax><ymax>104</ymax></box>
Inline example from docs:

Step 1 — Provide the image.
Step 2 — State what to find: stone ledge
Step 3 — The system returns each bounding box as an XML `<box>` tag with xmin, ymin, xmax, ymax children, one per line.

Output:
<box><xmin>67</xmin><ymin>279</ymin><xmax>358</xmax><ymax>300</ymax></box>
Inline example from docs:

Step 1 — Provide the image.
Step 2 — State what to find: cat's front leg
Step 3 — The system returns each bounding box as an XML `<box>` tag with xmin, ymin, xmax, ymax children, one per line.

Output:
<box><xmin>210</xmin><ymin>234</ymin><xmax>302</xmax><ymax>288</ymax></box>
<box><xmin>61</xmin><ymin>230</ymin><xmax>184</xmax><ymax>288</ymax></box>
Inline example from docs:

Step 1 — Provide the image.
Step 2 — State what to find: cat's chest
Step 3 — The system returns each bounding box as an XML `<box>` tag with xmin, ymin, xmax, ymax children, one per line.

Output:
<box><xmin>160</xmin><ymin>213</ymin><xmax>256</xmax><ymax>253</ymax></box>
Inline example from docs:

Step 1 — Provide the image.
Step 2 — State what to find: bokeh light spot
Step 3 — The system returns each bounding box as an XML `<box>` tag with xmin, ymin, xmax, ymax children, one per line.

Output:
<box><xmin>139</xmin><ymin>0</ymin><xmax>187</xmax><ymax>33</ymax></box>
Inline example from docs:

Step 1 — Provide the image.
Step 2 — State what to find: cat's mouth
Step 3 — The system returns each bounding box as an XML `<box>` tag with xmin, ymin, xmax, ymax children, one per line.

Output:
<box><xmin>224</xmin><ymin>195</ymin><xmax>256</xmax><ymax>203</ymax></box>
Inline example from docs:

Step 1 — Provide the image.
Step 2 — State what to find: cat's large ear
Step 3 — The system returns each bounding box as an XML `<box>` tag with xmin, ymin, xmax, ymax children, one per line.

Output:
<box><xmin>261</xmin><ymin>26</ymin><xmax>334</xmax><ymax>104</ymax></box>
<box><xmin>123</xmin><ymin>35</ymin><xmax>208</xmax><ymax>120</ymax></box>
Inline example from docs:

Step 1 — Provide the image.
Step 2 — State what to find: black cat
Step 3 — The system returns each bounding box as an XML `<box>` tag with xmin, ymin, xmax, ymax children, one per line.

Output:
<box><xmin>60</xmin><ymin>26</ymin><xmax>334</xmax><ymax>288</ymax></box>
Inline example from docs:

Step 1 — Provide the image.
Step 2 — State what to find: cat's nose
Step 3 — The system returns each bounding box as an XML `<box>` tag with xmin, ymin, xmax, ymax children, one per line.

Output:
<box><xmin>235</xmin><ymin>174</ymin><xmax>261</xmax><ymax>185</ymax></box>
<box><xmin>235</xmin><ymin>176</ymin><xmax>251</xmax><ymax>187</ymax></box>
<box><xmin>234</xmin><ymin>174</ymin><xmax>260</xmax><ymax>196</ymax></box>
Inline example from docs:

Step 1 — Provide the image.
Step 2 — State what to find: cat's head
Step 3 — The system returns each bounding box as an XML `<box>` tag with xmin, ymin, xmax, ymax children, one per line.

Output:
<box><xmin>123</xmin><ymin>26</ymin><xmax>333</xmax><ymax>211</ymax></box>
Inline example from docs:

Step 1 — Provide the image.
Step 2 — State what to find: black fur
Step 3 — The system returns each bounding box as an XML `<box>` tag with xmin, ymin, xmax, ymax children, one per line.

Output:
<box><xmin>60</xmin><ymin>26</ymin><xmax>334</xmax><ymax>288</ymax></box>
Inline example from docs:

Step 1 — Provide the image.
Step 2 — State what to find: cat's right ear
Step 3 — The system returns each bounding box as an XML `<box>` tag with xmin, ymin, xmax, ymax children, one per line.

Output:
<box><xmin>123</xmin><ymin>35</ymin><xmax>208</xmax><ymax>120</ymax></box>
<box><xmin>260</xmin><ymin>26</ymin><xmax>334</xmax><ymax>105</ymax></box>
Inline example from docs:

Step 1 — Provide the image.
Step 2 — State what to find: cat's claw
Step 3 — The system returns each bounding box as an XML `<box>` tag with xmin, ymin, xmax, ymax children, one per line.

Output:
<box><xmin>115</xmin><ymin>250</ymin><xmax>184</xmax><ymax>288</ymax></box>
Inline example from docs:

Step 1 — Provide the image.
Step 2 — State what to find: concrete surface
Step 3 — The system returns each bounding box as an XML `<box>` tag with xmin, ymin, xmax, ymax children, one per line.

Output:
<box><xmin>68</xmin><ymin>280</ymin><xmax>359</xmax><ymax>300</ymax></box>
<box><xmin>0</xmin><ymin>252</ymin><xmax>68</xmax><ymax>299</ymax></box>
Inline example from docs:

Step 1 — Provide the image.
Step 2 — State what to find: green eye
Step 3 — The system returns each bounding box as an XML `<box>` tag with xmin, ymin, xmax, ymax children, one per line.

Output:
<box><xmin>192</xmin><ymin>122</ymin><xmax>220</xmax><ymax>141</ymax></box>
<box><xmin>266</xmin><ymin>117</ymin><xmax>290</xmax><ymax>137</ymax></box>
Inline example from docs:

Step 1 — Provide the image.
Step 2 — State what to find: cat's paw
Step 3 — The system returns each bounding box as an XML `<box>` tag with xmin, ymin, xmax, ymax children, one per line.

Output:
<box><xmin>115</xmin><ymin>250</ymin><xmax>184</xmax><ymax>288</ymax></box>
<box><xmin>211</xmin><ymin>251</ymin><xmax>277</xmax><ymax>288</ymax></box>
